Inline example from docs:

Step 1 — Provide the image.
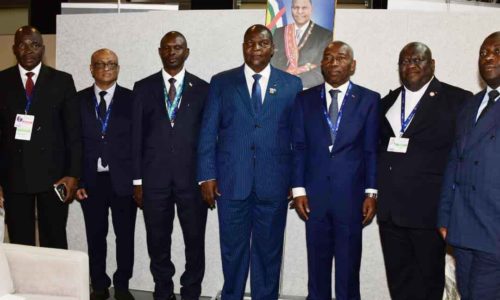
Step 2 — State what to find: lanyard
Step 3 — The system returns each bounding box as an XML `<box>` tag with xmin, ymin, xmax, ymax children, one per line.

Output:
<box><xmin>94</xmin><ymin>95</ymin><xmax>113</xmax><ymax>137</ymax></box>
<box><xmin>400</xmin><ymin>88</ymin><xmax>421</xmax><ymax>136</ymax></box>
<box><xmin>322</xmin><ymin>82</ymin><xmax>352</xmax><ymax>137</ymax></box>
<box><xmin>163</xmin><ymin>81</ymin><xmax>184</xmax><ymax>123</ymax></box>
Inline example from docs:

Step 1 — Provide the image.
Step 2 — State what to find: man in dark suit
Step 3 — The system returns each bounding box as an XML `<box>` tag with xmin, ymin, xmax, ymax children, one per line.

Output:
<box><xmin>377</xmin><ymin>42</ymin><xmax>471</xmax><ymax>300</ymax></box>
<box><xmin>75</xmin><ymin>49</ymin><xmax>136</xmax><ymax>300</ymax></box>
<box><xmin>0</xmin><ymin>25</ymin><xmax>81</xmax><ymax>248</ymax></box>
<box><xmin>271</xmin><ymin>0</ymin><xmax>333</xmax><ymax>88</ymax></box>
<box><xmin>197</xmin><ymin>25</ymin><xmax>302</xmax><ymax>300</ymax></box>
<box><xmin>438</xmin><ymin>31</ymin><xmax>500</xmax><ymax>300</ymax></box>
<box><xmin>291</xmin><ymin>41</ymin><xmax>379</xmax><ymax>300</ymax></box>
<box><xmin>132</xmin><ymin>31</ymin><xmax>209</xmax><ymax>300</ymax></box>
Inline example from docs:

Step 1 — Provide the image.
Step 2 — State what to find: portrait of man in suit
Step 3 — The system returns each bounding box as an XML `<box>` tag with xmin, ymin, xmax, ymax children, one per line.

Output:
<box><xmin>438</xmin><ymin>31</ymin><xmax>500</xmax><ymax>300</ymax></box>
<box><xmin>132</xmin><ymin>31</ymin><xmax>209</xmax><ymax>300</ymax></box>
<box><xmin>271</xmin><ymin>0</ymin><xmax>333</xmax><ymax>88</ymax></box>
<box><xmin>75</xmin><ymin>49</ymin><xmax>137</xmax><ymax>300</ymax></box>
<box><xmin>0</xmin><ymin>25</ymin><xmax>81</xmax><ymax>249</ymax></box>
<box><xmin>197</xmin><ymin>24</ymin><xmax>302</xmax><ymax>299</ymax></box>
<box><xmin>291</xmin><ymin>41</ymin><xmax>379</xmax><ymax>300</ymax></box>
<box><xmin>377</xmin><ymin>42</ymin><xmax>471</xmax><ymax>300</ymax></box>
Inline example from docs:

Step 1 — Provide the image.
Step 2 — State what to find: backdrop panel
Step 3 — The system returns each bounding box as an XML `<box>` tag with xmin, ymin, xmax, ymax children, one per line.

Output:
<box><xmin>58</xmin><ymin>9</ymin><xmax>500</xmax><ymax>299</ymax></box>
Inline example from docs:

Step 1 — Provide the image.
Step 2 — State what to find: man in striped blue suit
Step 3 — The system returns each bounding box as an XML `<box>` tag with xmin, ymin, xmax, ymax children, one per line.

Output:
<box><xmin>197</xmin><ymin>24</ymin><xmax>302</xmax><ymax>300</ymax></box>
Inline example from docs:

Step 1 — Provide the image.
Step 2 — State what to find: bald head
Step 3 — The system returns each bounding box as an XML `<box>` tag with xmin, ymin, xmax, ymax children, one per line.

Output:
<box><xmin>13</xmin><ymin>25</ymin><xmax>45</xmax><ymax>71</ymax></box>
<box><xmin>91</xmin><ymin>48</ymin><xmax>118</xmax><ymax>65</ymax></box>
<box><xmin>324</xmin><ymin>41</ymin><xmax>354</xmax><ymax>58</ymax></box>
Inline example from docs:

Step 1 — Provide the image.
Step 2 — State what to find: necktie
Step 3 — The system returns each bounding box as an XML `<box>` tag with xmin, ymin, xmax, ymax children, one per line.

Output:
<box><xmin>168</xmin><ymin>78</ymin><xmax>177</xmax><ymax>104</ymax></box>
<box><xmin>25</xmin><ymin>72</ymin><xmax>34</xmax><ymax>99</ymax></box>
<box><xmin>252</xmin><ymin>74</ymin><xmax>262</xmax><ymax>113</ymax></box>
<box><xmin>296</xmin><ymin>28</ymin><xmax>301</xmax><ymax>44</ymax></box>
<box><xmin>98</xmin><ymin>90</ymin><xmax>107</xmax><ymax>120</ymax></box>
<box><xmin>328</xmin><ymin>89</ymin><xmax>340</xmax><ymax>146</ymax></box>
<box><xmin>477</xmin><ymin>90</ymin><xmax>499</xmax><ymax>123</ymax></box>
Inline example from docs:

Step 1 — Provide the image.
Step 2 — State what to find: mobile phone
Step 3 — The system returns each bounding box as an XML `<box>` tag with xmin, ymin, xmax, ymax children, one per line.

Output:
<box><xmin>54</xmin><ymin>183</ymin><xmax>67</xmax><ymax>202</ymax></box>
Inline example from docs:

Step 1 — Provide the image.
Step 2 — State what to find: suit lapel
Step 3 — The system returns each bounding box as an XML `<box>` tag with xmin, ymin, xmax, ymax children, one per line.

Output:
<box><xmin>173</xmin><ymin>72</ymin><xmax>195</xmax><ymax>125</ymax></box>
<box><xmin>234</xmin><ymin>66</ymin><xmax>254</xmax><ymax>117</ymax></box>
<box><xmin>84</xmin><ymin>87</ymin><xmax>102</xmax><ymax>137</ymax></box>
<box><xmin>152</xmin><ymin>71</ymin><xmax>170</xmax><ymax>124</ymax></box>
<box><xmin>30</xmin><ymin>65</ymin><xmax>50</xmax><ymax>114</ymax></box>
<box><xmin>261</xmin><ymin>67</ymin><xmax>280</xmax><ymax>115</ymax></box>
<box><xmin>403</xmin><ymin>78</ymin><xmax>441</xmax><ymax>138</ymax></box>
<box><xmin>381</xmin><ymin>89</ymin><xmax>400</xmax><ymax>137</ymax></box>
<box><xmin>7</xmin><ymin>66</ymin><xmax>26</xmax><ymax>113</ymax></box>
<box><xmin>465</xmin><ymin>90</ymin><xmax>499</xmax><ymax>151</ymax></box>
<box><xmin>333</xmin><ymin>82</ymin><xmax>361</xmax><ymax>151</ymax></box>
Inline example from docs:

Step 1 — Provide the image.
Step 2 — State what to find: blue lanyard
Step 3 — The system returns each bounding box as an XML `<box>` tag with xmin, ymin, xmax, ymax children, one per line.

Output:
<box><xmin>400</xmin><ymin>88</ymin><xmax>421</xmax><ymax>136</ymax></box>
<box><xmin>163</xmin><ymin>81</ymin><xmax>184</xmax><ymax>123</ymax></box>
<box><xmin>24</xmin><ymin>95</ymin><xmax>33</xmax><ymax>114</ymax></box>
<box><xmin>322</xmin><ymin>82</ymin><xmax>352</xmax><ymax>137</ymax></box>
<box><xmin>94</xmin><ymin>95</ymin><xmax>113</xmax><ymax>137</ymax></box>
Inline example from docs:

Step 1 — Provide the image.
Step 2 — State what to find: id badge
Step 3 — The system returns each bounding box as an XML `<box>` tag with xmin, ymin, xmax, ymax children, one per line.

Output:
<box><xmin>14</xmin><ymin>114</ymin><xmax>35</xmax><ymax>141</ymax></box>
<box><xmin>387</xmin><ymin>137</ymin><xmax>409</xmax><ymax>153</ymax></box>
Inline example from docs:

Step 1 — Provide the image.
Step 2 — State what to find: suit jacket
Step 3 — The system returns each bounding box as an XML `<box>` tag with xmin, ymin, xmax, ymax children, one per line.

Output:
<box><xmin>271</xmin><ymin>22</ymin><xmax>332</xmax><ymax>89</ymax></box>
<box><xmin>197</xmin><ymin>65</ymin><xmax>303</xmax><ymax>200</ymax></box>
<box><xmin>77</xmin><ymin>84</ymin><xmax>134</xmax><ymax>196</ymax></box>
<box><xmin>378</xmin><ymin>78</ymin><xmax>471</xmax><ymax>229</ymax></box>
<box><xmin>0</xmin><ymin>65</ymin><xmax>81</xmax><ymax>193</ymax></box>
<box><xmin>438</xmin><ymin>90</ymin><xmax>500</xmax><ymax>254</ymax></box>
<box><xmin>291</xmin><ymin>82</ymin><xmax>380</xmax><ymax>222</ymax></box>
<box><xmin>132</xmin><ymin>71</ymin><xmax>209</xmax><ymax>190</ymax></box>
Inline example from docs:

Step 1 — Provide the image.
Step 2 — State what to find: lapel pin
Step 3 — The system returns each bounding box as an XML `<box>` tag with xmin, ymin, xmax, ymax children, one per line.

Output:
<box><xmin>188</xmin><ymin>82</ymin><xmax>193</xmax><ymax>87</ymax></box>
<box><xmin>269</xmin><ymin>87</ymin><xmax>277</xmax><ymax>95</ymax></box>
<box><xmin>430</xmin><ymin>91</ymin><xmax>436</xmax><ymax>97</ymax></box>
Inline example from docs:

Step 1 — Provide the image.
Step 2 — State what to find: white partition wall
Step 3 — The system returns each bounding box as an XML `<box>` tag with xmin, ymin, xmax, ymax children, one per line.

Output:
<box><xmin>58</xmin><ymin>9</ymin><xmax>500</xmax><ymax>299</ymax></box>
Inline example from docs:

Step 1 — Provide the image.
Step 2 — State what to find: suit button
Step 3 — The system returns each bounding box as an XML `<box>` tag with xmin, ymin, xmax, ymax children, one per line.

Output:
<box><xmin>40</xmin><ymin>147</ymin><xmax>45</xmax><ymax>152</ymax></box>
<box><xmin>255</xmin><ymin>124</ymin><xmax>261</xmax><ymax>128</ymax></box>
<box><xmin>491</xmin><ymin>135</ymin><xmax>495</xmax><ymax>140</ymax></box>
<box><xmin>326</xmin><ymin>176</ymin><xmax>330</xmax><ymax>180</ymax></box>
<box><xmin>472</xmin><ymin>185</ymin><xmax>476</xmax><ymax>191</ymax></box>
<box><xmin>251</xmin><ymin>145</ymin><xmax>255</xmax><ymax>150</ymax></box>
<box><xmin>459</xmin><ymin>157</ymin><xmax>464</xmax><ymax>162</ymax></box>
<box><xmin>17</xmin><ymin>149</ymin><xmax>22</xmax><ymax>153</ymax></box>
<box><xmin>474</xmin><ymin>161</ymin><xmax>479</xmax><ymax>165</ymax></box>
<box><xmin>389</xmin><ymin>166</ymin><xmax>392</xmax><ymax>171</ymax></box>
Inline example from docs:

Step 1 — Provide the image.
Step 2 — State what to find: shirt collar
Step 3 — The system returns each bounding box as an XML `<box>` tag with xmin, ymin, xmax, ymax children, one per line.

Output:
<box><xmin>18</xmin><ymin>62</ymin><xmax>42</xmax><ymax>77</ymax></box>
<box><xmin>244</xmin><ymin>63</ymin><xmax>271</xmax><ymax>80</ymax></box>
<box><xmin>325</xmin><ymin>80</ymin><xmax>350</xmax><ymax>96</ymax></box>
<box><xmin>162</xmin><ymin>67</ymin><xmax>186</xmax><ymax>87</ymax></box>
<box><xmin>486</xmin><ymin>85</ymin><xmax>500</xmax><ymax>98</ymax></box>
<box><xmin>94</xmin><ymin>82</ymin><xmax>117</xmax><ymax>98</ymax></box>
<box><xmin>403</xmin><ymin>76</ymin><xmax>434</xmax><ymax>95</ymax></box>
<box><xmin>294</xmin><ymin>21</ymin><xmax>311</xmax><ymax>31</ymax></box>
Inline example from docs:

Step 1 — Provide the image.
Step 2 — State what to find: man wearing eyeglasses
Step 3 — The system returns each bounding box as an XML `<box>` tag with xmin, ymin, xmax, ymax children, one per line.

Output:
<box><xmin>74</xmin><ymin>49</ymin><xmax>137</xmax><ymax>300</ymax></box>
<box><xmin>377</xmin><ymin>42</ymin><xmax>472</xmax><ymax>300</ymax></box>
<box><xmin>0</xmin><ymin>25</ymin><xmax>81</xmax><ymax>248</ymax></box>
<box><xmin>198</xmin><ymin>24</ymin><xmax>302</xmax><ymax>299</ymax></box>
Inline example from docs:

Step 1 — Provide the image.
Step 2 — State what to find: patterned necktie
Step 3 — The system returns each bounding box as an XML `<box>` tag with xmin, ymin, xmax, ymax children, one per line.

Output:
<box><xmin>296</xmin><ymin>28</ymin><xmax>301</xmax><ymax>44</ymax></box>
<box><xmin>168</xmin><ymin>78</ymin><xmax>177</xmax><ymax>104</ymax></box>
<box><xmin>328</xmin><ymin>89</ymin><xmax>340</xmax><ymax>146</ymax></box>
<box><xmin>25</xmin><ymin>72</ymin><xmax>34</xmax><ymax>99</ymax></box>
<box><xmin>477</xmin><ymin>89</ymin><xmax>500</xmax><ymax>123</ymax></box>
<box><xmin>252</xmin><ymin>74</ymin><xmax>262</xmax><ymax>113</ymax></box>
<box><xmin>98</xmin><ymin>90</ymin><xmax>107</xmax><ymax>120</ymax></box>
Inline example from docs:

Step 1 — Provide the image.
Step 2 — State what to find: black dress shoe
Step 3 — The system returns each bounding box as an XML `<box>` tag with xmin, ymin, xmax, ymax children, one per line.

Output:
<box><xmin>114</xmin><ymin>289</ymin><xmax>135</xmax><ymax>300</ymax></box>
<box><xmin>91</xmin><ymin>289</ymin><xmax>110</xmax><ymax>300</ymax></box>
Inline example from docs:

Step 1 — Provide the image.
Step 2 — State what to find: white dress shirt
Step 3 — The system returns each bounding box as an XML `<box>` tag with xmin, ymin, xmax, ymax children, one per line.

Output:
<box><xmin>475</xmin><ymin>85</ymin><xmax>500</xmax><ymax>121</ymax></box>
<box><xmin>94</xmin><ymin>83</ymin><xmax>117</xmax><ymax>172</ymax></box>
<box><xmin>292</xmin><ymin>80</ymin><xmax>377</xmax><ymax>198</ymax></box>
<box><xmin>244</xmin><ymin>63</ymin><xmax>271</xmax><ymax>104</ymax></box>
<box><xmin>386</xmin><ymin>77</ymin><xmax>433</xmax><ymax>137</ymax></box>
<box><xmin>18</xmin><ymin>63</ymin><xmax>42</xmax><ymax>88</ymax></box>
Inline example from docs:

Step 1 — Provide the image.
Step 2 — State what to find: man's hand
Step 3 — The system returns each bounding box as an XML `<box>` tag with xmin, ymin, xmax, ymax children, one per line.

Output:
<box><xmin>0</xmin><ymin>185</ymin><xmax>4</xmax><ymax>208</ymax></box>
<box><xmin>362</xmin><ymin>196</ymin><xmax>377</xmax><ymax>225</ymax></box>
<box><xmin>76</xmin><ymin>188</ymin><xmax>88</xmax><ymax>201</ymax></box>
<box><xmin>133</xmin><ymin>185</ymin><xmax>143</xmax><ymax>209</ymax></box>
<box><xmin>201</xmin><ymin>180</ymin><xmax>220</xmax><ymax>209</ymax></box>
<box><xmin>293</xmin><ymin>195</ymin><xmax>310</xmax><ymax>221</ymax></box>
<box><xmin>54</xmin><ymin>176</ymin><xmax>78</xmax><ymax>203</ymax></box>
<box><xmin>439</xmin><ymin>227</ymin><xmax>447</xmax><ymax>240</ymax></box>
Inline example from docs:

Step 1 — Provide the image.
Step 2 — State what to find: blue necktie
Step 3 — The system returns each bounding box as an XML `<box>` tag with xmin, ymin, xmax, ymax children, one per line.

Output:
<box><xmin>252</xmin><ymin>74</ymin><xmax>262</xmax><ymax>113</ymax></box>
<box><xmin>477</xmin><ymin>89</ymin><xmax>499</xmax><ymax>124</ymax></box>
<box><xmin>328</xmin><ymin>89</ymin><xmax>340</xmax><ymax>146</ymax></box>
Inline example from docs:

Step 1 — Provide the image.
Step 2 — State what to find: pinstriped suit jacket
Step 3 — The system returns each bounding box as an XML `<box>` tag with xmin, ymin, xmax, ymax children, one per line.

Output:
<box><xmin>197</xmin><ymin>65</ymin><xmax>302</xmax><ymax>200</ymax></box>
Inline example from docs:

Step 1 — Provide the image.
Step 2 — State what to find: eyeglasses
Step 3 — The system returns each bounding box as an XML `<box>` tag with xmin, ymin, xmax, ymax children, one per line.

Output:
<box><xmin>93</xmin><ymin>62</ymin><xmax>119</xmax><ymax>70</ymax></box>
<box><xmin>16</xmin><ymin>42</ymin><xmax>43</xmax><ymax>51</ymax></box>
<box><xmin>399</xmin><ymin>57</ymin><xmax>427</xmax><ymax>66</ymax></box>
<box><xmin>243</xmin><ymin>40</ymin><xmax>273</xmax><ymax>49</ymax></box>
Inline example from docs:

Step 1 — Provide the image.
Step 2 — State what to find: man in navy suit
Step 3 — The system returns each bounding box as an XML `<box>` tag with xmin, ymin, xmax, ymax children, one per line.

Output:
<box><xmin>75</xmin><ymin>49</ymin><xmax>136</xmax><ymax>300</ymax></box>
<box><xmin>438</xmin><ymin>31</ymin><xmax>500</xmax><ymax>300</ymax></box>
<box><xmin>291</xmin><ymin>41</ymin><xmax>379</xmax><ymax>300</ymax></box>
<box><xmin>132</xmin><ymin>32</ymin><xmax>209</xmax><ymax>300</ymax></box>
<box><xmin>197</xmin><ymin>24</ymin><xmax>302</xmax><ymax>299</ymax></box>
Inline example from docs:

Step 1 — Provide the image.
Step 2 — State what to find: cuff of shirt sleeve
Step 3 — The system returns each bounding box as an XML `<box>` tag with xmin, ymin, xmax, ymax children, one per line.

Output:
<box><xmin>292</xmin><ymin>187</ymin><xmax>307</xmax><ymax>198</ymax></box>
<box><xmin>365</xmin><ymin>188</ymin><xmax>377</xmax><ymax>194</ymax></box>
<box><xmin>198</xmin><ymin>179</ymin><xmax>216</xmax><ymax>185</ymax></box>
<box><xmin>133</xmin><ymin>179</ymin><xmax>142</xmax><ymax>186</ymax></box>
